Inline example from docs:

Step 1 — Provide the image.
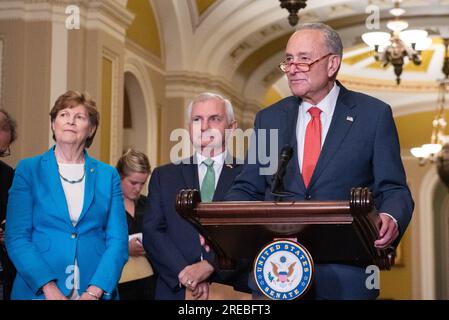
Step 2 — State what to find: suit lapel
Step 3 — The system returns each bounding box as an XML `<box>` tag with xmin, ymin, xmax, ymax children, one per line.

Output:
<box><xmin>213</xmin><ymin>155</ymin><xmax>240</xmax><ymax>201</ymax></box>
<box><xmin>280</xmin><ymin>96</ymin><xmax>301</xmax><ymax>148</ymax></box>
<box><xmin>43</xmin><ymin>147</ymin><xmax>71</xmax><ymax>225</ymax></box>
<box><xmin>307</xmin><ymin>85</ymin><xmax>356</xmax><ymax>189</ymax></box>
<box><xmin>182</xmin><ymin>156</ymin><xmax>200</xmax><ymax>190</ymax></box>
<box><xmin>280</xmin><ymin>97</ymin><xmax>305</xmax><ymax>193</ymax></box>
<box><xmin>77</xmin><ymin>151</ymin><xmax>97</xmax><ymax>223</ymax></box>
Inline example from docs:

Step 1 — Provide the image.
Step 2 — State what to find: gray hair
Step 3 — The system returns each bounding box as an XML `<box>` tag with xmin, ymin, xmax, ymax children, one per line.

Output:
<box><xmin>296</xmin><ymin>22</ymin><xmax>343</xmax><ymax>57</ymax></box>
<box><xmin>186</xmin><ymin>92</ymin><xmax>235</xmax><ymax>124</ymax></box>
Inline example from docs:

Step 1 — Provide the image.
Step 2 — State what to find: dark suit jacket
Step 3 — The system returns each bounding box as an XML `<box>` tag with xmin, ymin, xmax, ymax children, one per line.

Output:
<box><xmin>226</xmin><ymin>83</ymin><xmax>414</xmax><ymax>299</ymax></box>
<box><xmin>0</xmin><ymin>160</ymin><xmax>14</xmax><ymax>223</ymax></box>
<box><xmin>0</xmin><ymin>160</ymin><xmax>14</xmax><ymax>300</ymax></box>
<box><xmin>142</xmin><ymin>155</ymin><xmax>242</xmax><ymax>300</ymax></box>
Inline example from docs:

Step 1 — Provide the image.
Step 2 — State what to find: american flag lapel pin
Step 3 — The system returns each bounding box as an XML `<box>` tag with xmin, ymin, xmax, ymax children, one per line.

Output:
<box><xmin>346</xmin><ymin>116</ymin><xmax>354</xmax><ymax>122</ymax></box>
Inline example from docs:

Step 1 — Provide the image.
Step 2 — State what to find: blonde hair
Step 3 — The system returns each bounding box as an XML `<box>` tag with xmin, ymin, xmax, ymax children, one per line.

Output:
<box><xmin>116</xmin><ymin>149</ymin><xmax>151</xmax><ymax>178</ymax></box>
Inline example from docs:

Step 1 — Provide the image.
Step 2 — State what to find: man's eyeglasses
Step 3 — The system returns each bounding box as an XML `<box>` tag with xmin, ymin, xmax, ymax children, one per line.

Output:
<box><xmin>0</xmin><ymin>146</ymin><xmax>11</xmax><ymax>157</ymax></box>
<box><xmin>279</xmin><ymin>53</ymin><xmax>333</xmax><ymax>73</ymax></box>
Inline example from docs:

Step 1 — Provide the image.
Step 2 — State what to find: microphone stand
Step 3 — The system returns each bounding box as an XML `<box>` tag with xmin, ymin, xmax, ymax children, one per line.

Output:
<box><xmin>271</xmin><ymin>145</ymin><xmax>294</xmax><ymax>202</ymax></box>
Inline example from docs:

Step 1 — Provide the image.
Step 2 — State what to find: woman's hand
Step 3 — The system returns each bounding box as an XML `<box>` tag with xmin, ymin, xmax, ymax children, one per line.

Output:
<box><xmin>129</xmin><ymin>238</ymin><xmax>146</xmax><ymax>257</ymax></box>
<box><xmin>42</xmin><ymin>281</ymin><xmax>68</xmax><ymax>300</ymax></box>
<box><xmin>79</xmin><ymin>285</ymin><xmax>104</xmax><ymax>300</ymax></box>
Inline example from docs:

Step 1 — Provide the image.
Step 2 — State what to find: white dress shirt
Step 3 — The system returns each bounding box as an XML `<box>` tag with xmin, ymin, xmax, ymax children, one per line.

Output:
<box><xmin>196</xmin><ymin>151</ymin><xmax>226</xmax><ymax>188</ymax></box>
<box><xmin>296</xmin><ymin>82</ymin><xmax>340</xmax><ymax>173</ymax></box>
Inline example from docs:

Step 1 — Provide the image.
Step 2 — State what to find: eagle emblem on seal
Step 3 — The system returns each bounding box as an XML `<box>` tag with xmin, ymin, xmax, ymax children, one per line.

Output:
<box><xmin>269</xmin><ymin>261</ymin><xmax>297</xmax><ymax>283</ymax></box>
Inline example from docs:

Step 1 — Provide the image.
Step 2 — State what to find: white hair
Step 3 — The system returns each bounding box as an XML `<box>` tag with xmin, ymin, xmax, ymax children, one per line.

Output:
<box><xmin>296</xmin><ymin>22</ymin><xmax>343</xmax><ymax>58</ymax></box>
<box><xmin>186</xmin><ymin>92</ymin><xmax>235</xmax><ymax>124</ymax></box>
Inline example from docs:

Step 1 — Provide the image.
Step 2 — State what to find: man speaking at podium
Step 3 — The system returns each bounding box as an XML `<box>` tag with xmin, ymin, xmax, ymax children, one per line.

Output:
<box><xmin>226</xmin><ymin>23</ymin><xmax>414</xmax><ymax>300</ymax></box>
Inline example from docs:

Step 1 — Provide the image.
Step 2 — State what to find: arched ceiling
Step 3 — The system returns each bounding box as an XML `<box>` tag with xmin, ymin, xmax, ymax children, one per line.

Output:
<box><xmin>127</xmin><ymin>0</ymin><xmax>449</xmax><ymax>150</ymax></box>
<box><xmin>196</xmin><ymin>0</ymin><xmax>217</xmax><ymax>15</ymax></box>
<box><xmin>127</xmin><ymin>0</ymin><xmax>161</xmax><ymax>58</ymax></box>
<box><xmin>143</xmin><ymin>0</ymin><xmax>449</xmax><ymax>98</ymax></box>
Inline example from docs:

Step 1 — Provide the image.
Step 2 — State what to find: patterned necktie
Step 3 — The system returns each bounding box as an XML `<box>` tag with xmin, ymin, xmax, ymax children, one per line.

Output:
<box><xmin>200</xmin><ymin>158</ymin><xmax>215</xmax><ymax>202</ymax></box>
<box><xmin>302</xmin><ymin>106</ymin><xmax>322</xmax><ymax>188</ymax></box>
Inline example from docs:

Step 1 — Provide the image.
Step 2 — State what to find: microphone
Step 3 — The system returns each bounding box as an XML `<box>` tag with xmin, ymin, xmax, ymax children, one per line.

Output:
<box><xmin>271</xmin><ymin>145</ymin><xmax>293</xmax><ymax>200</ymax></box>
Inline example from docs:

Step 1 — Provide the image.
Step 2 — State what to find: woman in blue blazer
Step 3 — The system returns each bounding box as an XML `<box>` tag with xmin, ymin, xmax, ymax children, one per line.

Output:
<box><xmin>5</xmin><ymin>90</ymin><xmax>128</xmax><ymax>300</ymax></box>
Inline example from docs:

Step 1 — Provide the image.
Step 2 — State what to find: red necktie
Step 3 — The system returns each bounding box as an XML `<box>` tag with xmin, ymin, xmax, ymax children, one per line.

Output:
<box><xmin>302</xmin><ymin>107</ymin><xmax>322</xmax><ymax>188</ymax></box>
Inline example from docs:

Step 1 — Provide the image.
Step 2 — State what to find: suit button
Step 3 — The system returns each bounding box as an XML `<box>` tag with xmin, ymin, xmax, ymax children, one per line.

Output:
<box><xmin>305</xmin><ymin>195</ymin><xmax>312</xmax><ymax>200</ymax></box>
<box><xmin>71</xmin><ymin>232</ymin><xmax>77</xmax><ymax>239</ymax></box>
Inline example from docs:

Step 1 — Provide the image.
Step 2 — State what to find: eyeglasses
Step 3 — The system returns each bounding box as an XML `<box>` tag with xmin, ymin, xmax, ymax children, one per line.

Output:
<box><xmin>0</xmin><ymin>146</ymin><xmax>10</xmax><ymax>157</ymax></box>
<box><xmin>279</xmin><ymin>53</ymin><xmax>333</xmax><ymax>73</ymax></box>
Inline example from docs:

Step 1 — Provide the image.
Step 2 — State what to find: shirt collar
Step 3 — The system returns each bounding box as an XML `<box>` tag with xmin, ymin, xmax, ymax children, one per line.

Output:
<box><xmin>196</xmin><ymin>150</ymin><xmax>227</xmax><ymax>166</ymax></box>
<box><xmin>300</xmin><ymin>82</ymin><xmax>340</xmax><ymax>116</ymax></box>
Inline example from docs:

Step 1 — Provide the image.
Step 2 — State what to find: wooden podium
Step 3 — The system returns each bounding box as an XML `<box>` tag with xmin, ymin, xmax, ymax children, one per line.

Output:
<box><xmin>176</xmin><ymin>187</ymin><xmax>395</xmax><ymax>271</ymax></box>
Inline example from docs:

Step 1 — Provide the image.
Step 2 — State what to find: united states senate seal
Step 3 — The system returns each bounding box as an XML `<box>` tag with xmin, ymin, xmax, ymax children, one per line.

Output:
<box><xmin>254</xmin><ymin>240</ymin><xmax>314</xmax><ymax>300</ymax></box>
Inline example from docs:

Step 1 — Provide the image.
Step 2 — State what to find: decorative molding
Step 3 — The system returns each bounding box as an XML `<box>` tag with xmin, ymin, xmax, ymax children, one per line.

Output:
<box><xmin>102</xmin><ymin>47</ymin><xmax>122</xmax><ymax>165</ymax></box>
<box><xmin>187</xmin><ymin>0</ymin><xmax>223</xmax><ymax>30</ymax></box>
<box><xmin>415</xmin><ymin>167</ymin><xmax>438</xmax><ymax>299</ymax></box>
<box><xmin>243</xmin><ymin>99</ymin><xmax>263</xmax><ymax>114</ymax></box>
<box><xmin>0</xmin><ymin>1</ymin><xmax>134</xmax><ymax>43</ymax></box>
<box><xmin>125</xmin><ymin>38</ymin><xmax>165</xmax><ymax>75</ymax></box>
<box><xmin>263</xmin><ymin>67</ymin><xmax>283</xmax><ymax>86</ymax></box>
<box><xmin>124</xmin><ymin>55</ymin><xmax>159</xmax><ymax>168</ymax></box>
<box><xmin>241</xmin><ymin>99</ymin><xmax>260</xmax><ymax>128</ymax></box>
<box><xmin>229</xmin><ymin>23</ymin><xmax>284</xmax><ymax>64</ymax></box>
<box><xmin>186</xmin><ymin>0</ymin><xmax>199</xmax><ymax>31</ymax></box>
<box><xmin>86</xmin><ymin>0</ymin><xmax>134</xmax><ymax>43</ymax></box>
<box><xmin>165</xmin><ymin>71</ymin><xmax>245</xmax><ymax>107</ymax></box>
<box><xmin>393</xmin><ymin>98</ymin><xmax>446</xmax><ymax>117</ymax></box>
<box><xmin>0</xmin><ymin>0</ymin><xmax>69</xmax><ymax>22</ymax></box>
<box><xmin>338</xmin><ymin>75</ymin><xmax>440</xmax><ymax>92</ymax></box>
<box><xmin>48</xmin><ymin>20</ymin><xmax>68</xmax><ymax>147</ymax></box>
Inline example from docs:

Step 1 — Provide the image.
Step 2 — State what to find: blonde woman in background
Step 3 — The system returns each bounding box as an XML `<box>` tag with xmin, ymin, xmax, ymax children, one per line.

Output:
<box><xmin>116</xmin><ymin>149</ymin><xmax>155</xmax><ymax>300</ymax></box>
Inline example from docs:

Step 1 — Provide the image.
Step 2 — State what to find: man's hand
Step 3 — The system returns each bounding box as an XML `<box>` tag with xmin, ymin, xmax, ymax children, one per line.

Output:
<box><xmin>374</xmin><ymin>213</ymin><xmax>399</xmax><ymax>249</ymax></box>
<box><xmin>129</xmin><ymin>238</ymin><xmax>146</xmax><ymax>257</ymax></box>
<box><xmin>178</xmin><ymin>260</ymin><xmax>214</xmax><ymax>291</ymax></box>
<box><xmin>190</xmin><ymin>281</ymin><xmax>209</xmax><ymax>300</ymax></box>
<box><xmin>199</xmin><ymin>234</ymin><xmax>210</xmax><ymax>253</ymax></box>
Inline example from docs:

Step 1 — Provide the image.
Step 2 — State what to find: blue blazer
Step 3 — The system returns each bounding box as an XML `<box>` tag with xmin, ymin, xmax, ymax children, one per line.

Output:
<box><xmin>226</xmin><ymin>83</ymin><xmax>414</xmax><ymax>299</ymax></box>
<box><xmin>5</xmin><ymin>147</ymin><xmax>128</xmax><ymax>300</ymax></box>
<box><xmin>142</xmin><ymin>156</ymin><xmax>242</xmax><ymax>300</ymax></box>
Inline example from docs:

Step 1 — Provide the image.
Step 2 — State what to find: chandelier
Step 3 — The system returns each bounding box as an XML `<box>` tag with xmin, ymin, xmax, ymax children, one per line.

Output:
<box><xmin>411</xmin><ymin>38</ymin><xmax>449</xmax><ymax>188</ymax></box>
<box><xmin>361</xmin><ymin>0</ymin><xmax>431</xmax><ymax>85</ymax></box>
<box><xmin>279</xmin><ymin>0</ymin><xmax>308</xmax><ymax>27</ymax></box>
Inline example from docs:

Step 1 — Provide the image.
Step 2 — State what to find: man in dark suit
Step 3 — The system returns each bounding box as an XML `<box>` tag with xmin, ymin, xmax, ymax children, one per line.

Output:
<box><xmin>143</xmin><ymin>92</ymin><xmax>243</xmax><ymax>300</ymax></box>
<box><xmin>226</xmin><ymin>23</ymin><xmax>414</xmax><ymax>299</ymax></box>
<box><xmin>0</xmin><ymin>109</ymin><xmax>17</xmax><ymax>300</ymax></box>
